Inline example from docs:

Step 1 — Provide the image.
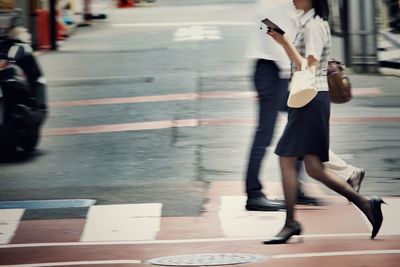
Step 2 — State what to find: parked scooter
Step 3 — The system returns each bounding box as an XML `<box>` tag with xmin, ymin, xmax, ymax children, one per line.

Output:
<box><xmin>0</xmin><ymin>11</ymin><xmax>47</xmax><ymax>158</ymax></box>
<box><xmin>0</xmin><ymin>61</ymin><xmax>44</xmax><ymax>154</ymax></box>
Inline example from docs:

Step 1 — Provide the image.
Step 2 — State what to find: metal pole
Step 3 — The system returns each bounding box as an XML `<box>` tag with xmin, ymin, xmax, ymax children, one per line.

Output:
<box><xmin>360</xmin><ymin>0</ymin><xmax>367</xmax><ymax>72</ymax></box>
<box><xmin>348</xmin><ymin>0</ymin><xmax>378</xmax><ymax>73</ymax></box>
<box><xmin>342</xmin><ymin>0</ymin><xmax>351</xmax><ymax>66</ymax></box>
<box><xmin>30</xmin><ymin>0</ymin><xmax>39</xmax><ymax>50</ymax></box>
<box><xmin>49</xmin><ymin>0</ymin><xmax>57</xmax><ymax>50</ymax></box>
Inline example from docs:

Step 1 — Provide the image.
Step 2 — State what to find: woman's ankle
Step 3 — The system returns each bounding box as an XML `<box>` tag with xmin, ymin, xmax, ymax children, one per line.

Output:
<box><xmin>284</xmin><ymin>220</ymin><xmax>298</xmax><ymax>228</ymax></box>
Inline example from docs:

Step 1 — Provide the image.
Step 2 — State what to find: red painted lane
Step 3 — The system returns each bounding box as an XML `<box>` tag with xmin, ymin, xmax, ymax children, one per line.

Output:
<box><xmin>43</xmin><ymin>87</ymin><xmax>393</xmax><ymax>136</ymax></box>
<box><xmin>1</xmin><ymin>237</ymin><xmax>399</xmax><ymax>266</ymax></box>
<box><xmin>11</xmin><ymin>219</ymin><xmax>85</xmax><ymax>244</ymax></box>
<box><xmin>42</xmin><ymin>116</ymin><xmax>400</xmax><ymax>136</ymax></box>
<box><xmin>49</xmin><ymin>91</ymin><xmax>254</xmax><ymax>108</ymax></box>
<box><xmin>48</xmin><ymin>88</ymin><xmax>382</xmax><ymax>108</ymax></box>
<box><xmin>42</xmin><ymin>119</ymin><xmax>198</xmax><ymax>136</ymax></box>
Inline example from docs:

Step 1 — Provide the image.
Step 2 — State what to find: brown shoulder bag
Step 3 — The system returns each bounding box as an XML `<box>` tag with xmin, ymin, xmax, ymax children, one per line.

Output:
<box><xmin>327</xmin><ymin>59</ymin><xmax>352</xmax><ymax>104</ymax></box>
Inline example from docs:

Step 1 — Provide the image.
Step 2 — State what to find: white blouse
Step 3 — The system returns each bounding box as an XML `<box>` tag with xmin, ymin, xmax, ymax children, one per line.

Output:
<box><xmin>299</xmin><ymin>8</ymin><xmax>330</xmax><ymax>61</ymax></box>
<box><xmin>246</xmin><ymin>0</ymin><xmax>299</xmax><ymax>78</ymax></box>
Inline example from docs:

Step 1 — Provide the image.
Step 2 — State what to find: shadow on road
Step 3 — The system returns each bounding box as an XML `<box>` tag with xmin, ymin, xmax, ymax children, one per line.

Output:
<box><xmin>0</xmin><ymin>150</ymin><xmax>47</xmax><ymax>164</ymax></box>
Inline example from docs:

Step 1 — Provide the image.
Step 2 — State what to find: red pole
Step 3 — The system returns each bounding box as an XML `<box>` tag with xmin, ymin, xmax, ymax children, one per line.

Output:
<box><xmin>84</xmin><ymin>0</ymin><xmax>92</xmax><ymax>21</ymax></box>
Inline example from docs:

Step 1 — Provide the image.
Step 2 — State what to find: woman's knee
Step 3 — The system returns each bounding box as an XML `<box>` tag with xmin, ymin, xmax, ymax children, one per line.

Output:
<box><xmin>305</xmin><ymin>166</ymin><xmax>321</xmax><ymax>179</ymax></box>
<box><xmin>304</xmin><ymin>156</ymin><xmax>324</xmax><ymax>179</ymax></box>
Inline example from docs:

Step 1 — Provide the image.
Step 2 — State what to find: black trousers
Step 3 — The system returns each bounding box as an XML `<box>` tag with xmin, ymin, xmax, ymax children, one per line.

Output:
<box><xmin>245</xmin><ymin>59</ymin><xmax>290</xmax><ymax>198</ymax></box>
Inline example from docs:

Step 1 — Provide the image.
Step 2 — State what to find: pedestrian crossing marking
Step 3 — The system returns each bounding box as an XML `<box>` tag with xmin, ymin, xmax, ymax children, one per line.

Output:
<box><xmin>0</xmin><ymin>209</ymin><xmax>24</xmax><ymax>244</ymax></box>
<box><xmin>357</xmin><ymin>198</ymin><xmax>400</xmax><ymax>236</ymax></box>
<box><xmin>219</xmin><ymin>196</ymin><xmax>285</xmax><ymax>238</ymax></box>
<box><xmin>380</xmin><ymin>198</ymin><xmax>400</xmax><ymax>235</ymax></box>
<box><xmin>80</xmin><ymin>203</ymin><xmax>162</xmax><ymax>242</ymax></box>
<box><xmin>0</xmin><ymin>196</ymin><xmax>399</xmax><ymax>246</ymax></box>
<box><xmin>174</xmin><ymin>26</ymin><xmax>222</xmax><ymax>41</ymax></box>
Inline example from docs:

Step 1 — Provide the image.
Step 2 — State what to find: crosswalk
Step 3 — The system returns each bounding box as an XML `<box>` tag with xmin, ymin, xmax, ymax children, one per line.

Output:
<box><xmin>1</xmin><ymin>195</ymin><xmax>399</xmax><ymax>246</ymax></box>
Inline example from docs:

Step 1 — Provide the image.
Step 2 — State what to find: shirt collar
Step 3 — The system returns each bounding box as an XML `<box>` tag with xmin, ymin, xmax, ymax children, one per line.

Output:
<box><xmin>299</xmin><ymin>8</ymin><xmax>315</xmax><ymax>26</ymax></box>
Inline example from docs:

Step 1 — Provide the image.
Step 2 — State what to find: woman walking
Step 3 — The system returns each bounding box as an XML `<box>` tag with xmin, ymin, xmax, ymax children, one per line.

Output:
<box><xmin>264</xmin><ymin>0</ymin><xmax>384</xmax><ymax>244</ymax></box>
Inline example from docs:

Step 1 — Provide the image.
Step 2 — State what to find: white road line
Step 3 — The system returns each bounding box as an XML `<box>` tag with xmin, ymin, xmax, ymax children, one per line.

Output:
<box><xmin>3</xmin><ymin>233</ymin><xmax>398</xmax><ymax>249</ymax></box>
<box><xmin>272</xmin><ymin>249</ymin><xmax>400</xmax><ymax>259</ymax></box>
<box><xmin>80</xmin><ymin>203</ymin><xmax>162</xmax><ymax>242</ymax></box>
<box><xmin>0</xmin><ymin>260</ymin><xmax>142</xmax><ymax>267</ymax></box>
<box><xmin>0</xmin><ymin>209</ymin><xmax>24</xmax><ymax>245</ymax></box>
<box><xmin>112</xmin><ymin>21</ymin><xmax>253</xmax><ymax>27</ymax></box>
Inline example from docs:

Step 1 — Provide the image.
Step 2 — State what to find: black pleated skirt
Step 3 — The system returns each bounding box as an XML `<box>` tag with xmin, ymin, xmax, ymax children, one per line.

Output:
<box><xmin>275</xmin><ymin>91</ymin><xmax>331</xmax><ymax>162</ymax></box>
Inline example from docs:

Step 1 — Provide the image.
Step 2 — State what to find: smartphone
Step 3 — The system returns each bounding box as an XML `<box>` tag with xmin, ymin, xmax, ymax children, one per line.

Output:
<box><xmin>261</xmin><ymin>18</ymin><xmax>285</xmax><ymax>35</ymax></box>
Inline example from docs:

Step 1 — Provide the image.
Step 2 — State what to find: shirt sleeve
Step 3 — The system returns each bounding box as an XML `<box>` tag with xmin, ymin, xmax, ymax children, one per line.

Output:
<box><xmin>303</xmin><ymin>20</ymin><xmax>328</xmax><ymax>61</ymax></box>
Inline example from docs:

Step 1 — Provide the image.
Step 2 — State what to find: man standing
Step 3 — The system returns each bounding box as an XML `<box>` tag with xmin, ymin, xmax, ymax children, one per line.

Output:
<box><xmin>245</xmin><ymin>0</ymin><xmax>365</xmax><ymax>211</ymax></box>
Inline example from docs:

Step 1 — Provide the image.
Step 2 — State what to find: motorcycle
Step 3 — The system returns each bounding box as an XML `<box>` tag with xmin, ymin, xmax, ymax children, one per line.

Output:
<box><xmin>0</xmin><ymin>12</ymin><xmax>47</xmax><ymax>159</ymax></box>
<box><xmin>0</xmin><ymin>62</ymin><xmax>45</xmax><ymax>157</ymax></box>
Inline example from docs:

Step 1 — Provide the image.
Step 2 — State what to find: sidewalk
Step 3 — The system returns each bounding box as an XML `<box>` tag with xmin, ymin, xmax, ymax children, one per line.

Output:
<box><xmin>379</xmin><ymin>29</ymin><xmax>400</xmax><ymax>69</ymax></box>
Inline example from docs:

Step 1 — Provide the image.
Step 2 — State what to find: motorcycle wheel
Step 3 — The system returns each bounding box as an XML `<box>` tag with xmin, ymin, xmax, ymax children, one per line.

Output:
<box><xmin>19</xmin><ymin>127</ymin><xmax>40</xmax><ymax>152</ymax></box>
<box><xmin>0</xmin><ymin>124</ymin><xmax>17</xmax><ymax>157</ymax></box>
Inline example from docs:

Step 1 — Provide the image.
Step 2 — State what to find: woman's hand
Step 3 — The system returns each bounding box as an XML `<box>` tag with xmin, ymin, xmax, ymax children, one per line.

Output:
<box><xmin>267</xmin><ymin>28</ymin><xmax>288</xmax><ymax>46</ymax></box>
<box><xmin>266</xmin><ymin>27</ymin><xmax>305</xmax><ymax>70</ymax></box>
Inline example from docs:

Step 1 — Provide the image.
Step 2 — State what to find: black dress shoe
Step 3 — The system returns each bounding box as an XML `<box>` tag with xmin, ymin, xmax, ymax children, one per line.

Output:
<box><xmin>370</xmin><ymin>197</ymin><xmax>385</xmax><ymax>239</ymax></box>
<box><xmin>263</xmin><ymin>221</ymin><xmax>302</xmax><ymax>245</ymax></box>
<box><xmin>246</xmin><ymin>196</ymin><xmax>285</xmax><ymax>211</ymax></box>
<box><xmin>296</xmin><ymin>190</ymin><xmax>322</xmax><ymax>206</ymax></box>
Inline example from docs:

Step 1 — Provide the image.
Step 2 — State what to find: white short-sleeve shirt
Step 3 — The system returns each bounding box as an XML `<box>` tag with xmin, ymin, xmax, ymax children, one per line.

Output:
<box><xmin>300</xmin><ymin>9</ymin><xmax>329</xmax><ymax>61</ymax></box>
<box><xmin>246</xmin><ymin>0</ymin><xmax>299</xmax><ymax>78</ymax></box>
<box><xmin>295</xmin><ymin>8</ymin><xmax>331</xmax><ymax>92</ymax></box>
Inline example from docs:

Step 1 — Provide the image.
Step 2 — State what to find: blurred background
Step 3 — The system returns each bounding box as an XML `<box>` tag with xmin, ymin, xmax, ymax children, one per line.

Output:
<box><xmin>4</xmin><ymin>0</ymin><xmax>400</xmax><ymax>70</ymax></box>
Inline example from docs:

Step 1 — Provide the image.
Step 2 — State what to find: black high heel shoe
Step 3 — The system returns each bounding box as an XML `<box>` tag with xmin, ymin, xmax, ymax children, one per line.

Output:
<box><xmin>370</xmin><ymin>197</ymin><xmax>386</xmax><ymax>239</ymax></box>
<box><xmin>263</xmin><ymin>221</ymin><xmax>302</xmax><ymax>245</ymax></box>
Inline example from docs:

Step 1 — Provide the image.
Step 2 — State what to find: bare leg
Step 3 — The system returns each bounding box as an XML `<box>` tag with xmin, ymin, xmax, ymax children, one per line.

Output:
<box><xmin>303</xmin><ymin>155</ymin><xmax>373</xmax><ymax>223</ymax></box>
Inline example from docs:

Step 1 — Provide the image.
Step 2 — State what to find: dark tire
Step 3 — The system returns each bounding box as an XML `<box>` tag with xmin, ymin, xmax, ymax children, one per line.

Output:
<box><xmin>19</xmin><ymin>128</ymin><xmax>40</xmax><ymax>152</ymax></box>
<box><xmin>0</xmin><ymin>125</ymin><xmax>17</xmax><ymax>158</ymax></box>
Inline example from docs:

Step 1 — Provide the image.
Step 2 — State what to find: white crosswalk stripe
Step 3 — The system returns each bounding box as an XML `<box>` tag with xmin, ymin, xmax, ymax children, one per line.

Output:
<box><xmin>219</xmin><ymin>196</ymin><xmax>285</xmax><ymax>238</ymax></box>
<box><xmin>1</xmin><ymin>196</ymin><xmax>400</xmax><ymax>245</ymax></box>
<box><xmin>0</xmin><ymin>209</ymin><xmax>24</xmax><ymax>244</ymax></box>
<box><xmin>380</xmin><ymin>198</ymin><xmax>400</xmax><ymax>235</ymax></box>
<box><xmin>80</xmin><ymin>203</ymin><xmax>162</xmax><ymax>242</ymax></box>
<box><xmin>357</xmin><ymin>198</ymin><xmax>400</xmax><ymax>236</ymax></box>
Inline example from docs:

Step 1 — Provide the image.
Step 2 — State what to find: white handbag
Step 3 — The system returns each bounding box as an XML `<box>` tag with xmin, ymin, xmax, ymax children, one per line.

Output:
<box><xmin>287</xmin><ymin>59</ymin><xmax>318</xmax><ymax>108</ymax></box>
